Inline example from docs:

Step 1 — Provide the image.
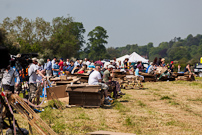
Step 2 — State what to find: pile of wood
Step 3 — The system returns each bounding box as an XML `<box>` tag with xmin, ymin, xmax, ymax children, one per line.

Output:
<box><xmin>122</xmin><ymin>75</ymin><xmax>143</xmax><ymax>89</ymax></box>
<box><xmin>173</xmin><ymin>72</ymin><xmax>195</xmax><ymax>81</ymax></box>
<box><xmin>112</xmin><ymin>70</ymin><xmax>126</xmax><ymax>86</ymax></box>
<box><xmin>139</xmin><ymin>72</ymin><xmax>156</xmax><ymax>82</ymax></box>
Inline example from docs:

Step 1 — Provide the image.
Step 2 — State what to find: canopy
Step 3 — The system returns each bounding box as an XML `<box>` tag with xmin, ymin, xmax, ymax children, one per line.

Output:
<box><xmin>128</xmin><ymin>52</ymin><xmax>149</xmax><ymax>63</ymax></box>
<box><xmin>116</xmin><ymin>54</ymin><xmax>130</xmax><ymax>63</ymax></box>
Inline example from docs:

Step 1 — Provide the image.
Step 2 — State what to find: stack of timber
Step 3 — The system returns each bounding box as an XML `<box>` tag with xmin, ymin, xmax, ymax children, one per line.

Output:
<box><xmin>113</xmin><ymin>70</ymin><xmax>126</xmax><ymax>79</ymax></box>
<box><xmin>139</xmin><ymin>72</ymin><xmax>156</xmax><ymax>82</ymax></box>
<box><xmin>66</xmin><ymin>84</ymin><xmax>104</xmax><ymax>107</ymax></box>
<box><xmin>174</xmin><ymin>72</ymin><xmax>195</xmax><ymax>81</ymax></box>
<box><xmin>112</xmin><ymin>70</ymin><xmax>126</xmax><ymax>85</ymax></box>
<box><xmin>9</xmin><ymin>94</ymin><xmax>57</xmax><ymax>135</ymax></box>
<box><xmin>122</xmin><ymin>75</ymin><xmax>143</xmax><ymax>89</ymax></box>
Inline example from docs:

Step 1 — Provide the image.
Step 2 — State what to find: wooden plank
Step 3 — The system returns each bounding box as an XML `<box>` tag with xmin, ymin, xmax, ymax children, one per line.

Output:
<box><xmin>66</xmin><ymin>87</ymin><xmax>100</xmax><ymax>93</ymax></box>
<box><xmin>87</xmin><ymin>131</ymin><xmax>136</xmax><ymax>135</ymax></box>
<box><xmin>56</xmin><ymin>81</ymin><xmax>72</xmax><ymax>84</ymax></box>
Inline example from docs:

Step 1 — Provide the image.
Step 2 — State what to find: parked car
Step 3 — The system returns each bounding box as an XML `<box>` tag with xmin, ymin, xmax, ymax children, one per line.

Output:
<box><xmin>194</xmin><ymin>63</ymin><xmax>202</xmax><ymax>77</ymax></box>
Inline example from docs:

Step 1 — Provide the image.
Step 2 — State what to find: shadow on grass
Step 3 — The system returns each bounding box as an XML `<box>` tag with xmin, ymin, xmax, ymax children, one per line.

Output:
<box><xmin>120</xmin><ymin>100</ymin><xmax>129</xmax><ymax>102</ymax></box>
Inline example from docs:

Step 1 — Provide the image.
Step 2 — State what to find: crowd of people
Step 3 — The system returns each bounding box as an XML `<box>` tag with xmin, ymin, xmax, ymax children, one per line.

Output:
<box><xmin>0</xmin><ymin>56</ymin><xmax>193</xmax><ymax>105</ymax></box>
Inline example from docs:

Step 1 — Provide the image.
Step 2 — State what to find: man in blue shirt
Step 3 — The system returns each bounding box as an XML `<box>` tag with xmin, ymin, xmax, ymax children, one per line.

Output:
<box><xmin>65</xmin><ymin>61</ymin><xmax>74</xmax><ymax>74</ymax></box>
<box><xmin>45</xmin><ymin>58</ymin><xmax>52</xmax><ymax>76</ymax></box>
<box><xmin>52</xmin><ymin>60</ymin><xmax>59</xmax><ymax>77</ymax></box>
<box><xmin>135</xmin><ymin>65</ymin><xmax>144</xmax><ymax>81</ymax></box>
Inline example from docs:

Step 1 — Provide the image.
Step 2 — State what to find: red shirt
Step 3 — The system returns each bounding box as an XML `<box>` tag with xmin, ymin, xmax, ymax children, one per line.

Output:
<box><xmin>58</xmin><ymin>61</ymin><xmax>64</xmax><ymax>70</ymax></box>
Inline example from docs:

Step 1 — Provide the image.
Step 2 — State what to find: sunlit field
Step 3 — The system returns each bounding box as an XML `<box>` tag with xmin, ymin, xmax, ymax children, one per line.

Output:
<box><xmin>10</xmin><ymin>77</ymin><xmax>202</xmax><ymax>135</ymax></box>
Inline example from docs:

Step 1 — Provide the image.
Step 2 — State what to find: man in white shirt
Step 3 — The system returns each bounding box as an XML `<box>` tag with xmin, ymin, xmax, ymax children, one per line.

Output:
<box><xmin>1</xmin><ymin>65</ymin><xmax>20</xmax><ymax>93</ymax></box>
<box><xmin>51</xmin><ymin>57</ymin><xmax>57</xmax><ymax>68</ymax></box>
<box><xmin>29</xmin><ymin>58</ymin><xmax>46</xmax><ymax>104</ymax></box>
<box><xmin>66</xmin><ymin>58</ymin><xmax>70</xmax><ymax>66</ymax></box>
<box><xmin>85</xmin><ymin>58</ymin><xmax>91</xmax><ymax>67</ymax></box>
<box><xmin>88</xmin><ymin>64</ymin><xmax>111</xmax><ymax>105</ymax></box>
<box><xmin>74</xmin><ymin>59</ymin><xmax>80</xmax><ymax>67</ymax></box>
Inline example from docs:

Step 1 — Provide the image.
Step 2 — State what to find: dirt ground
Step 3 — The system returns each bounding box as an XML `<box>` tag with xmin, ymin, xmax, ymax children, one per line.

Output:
<box><xmin>8</xmin><ymin>78</ymin><xmax>202</xmax><ymax>135</ymax></box>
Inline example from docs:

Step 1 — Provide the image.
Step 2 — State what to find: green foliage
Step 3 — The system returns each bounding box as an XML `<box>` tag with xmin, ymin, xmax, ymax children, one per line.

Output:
<box><xmin>107</xmin><ymin>47</ymin><xmax>120</xmax><ymax>59</ymax></box>
<box><xmin>1</xmin><ymin>15</ymin><xmax>202</xmax><ymax>62</ymax></box>
<box><xmin>86</xmin><ymin>26</ymin><xmax>109</xmax><ymax>60</ymax></box>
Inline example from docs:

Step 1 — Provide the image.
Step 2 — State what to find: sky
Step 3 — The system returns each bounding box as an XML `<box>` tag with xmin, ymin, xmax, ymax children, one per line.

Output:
<box><xmin>0</xmin><ymin>0</ymin><xmax>202</xmax><ymax>47</ymax></box>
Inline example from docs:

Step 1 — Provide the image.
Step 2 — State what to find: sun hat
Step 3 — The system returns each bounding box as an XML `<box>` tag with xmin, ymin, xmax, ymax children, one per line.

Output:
<box><xmin>108</xmin><ymin>65</ymin><xmax>115</xmax><ymax>69</ymax></box>
<box><xmin>32</xmin><ymin>57</ymin><xmax>38</xmax><ymax>62</ymax></box>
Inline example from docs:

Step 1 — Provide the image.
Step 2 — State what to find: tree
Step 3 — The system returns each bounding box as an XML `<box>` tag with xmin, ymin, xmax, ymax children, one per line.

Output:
<box><xmin>50</xmin><ymin>16</ymin><xmax>85</xmax><ymax>58</ymax></box>
<box><xmin>86</xmin><ymin>26</ymin><xmax>109</xmax><ymax>60</ymax></box>
<box><xmin>107</xmin><ymin>47</ymin><xmax>120</xmax><ymax>59</ymax></box>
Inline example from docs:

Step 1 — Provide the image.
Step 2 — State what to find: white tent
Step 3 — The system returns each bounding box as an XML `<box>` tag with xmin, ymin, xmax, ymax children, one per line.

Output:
<box><xmin>128</xmin><ymin>52</ymin><xmax>149</xmax><ymax>63</ymax></box>
<box><xmin>116</xmin><ymin>54</ymin><xmax>130</xmax><ymax>63</ymax></box>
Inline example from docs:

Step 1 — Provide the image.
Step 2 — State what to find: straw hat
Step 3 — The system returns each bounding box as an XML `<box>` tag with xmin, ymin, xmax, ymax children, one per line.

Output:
<box><xmin>161</xmin><ymin>58</ymin><xmax>165</xmax><ymax>62</ymax></box>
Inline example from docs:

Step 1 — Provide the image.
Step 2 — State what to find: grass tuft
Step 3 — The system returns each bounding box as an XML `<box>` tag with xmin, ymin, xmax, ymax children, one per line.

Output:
<box><xmin>160</xmin><ymin>95</ymin><xmax>172</xmax><ymax>100</ymax></box>
<box><xmin>169</xmin><ymin>100</ymin><xmax>180</xmax><ymax>105</ymax></box>
<box><xmin>137</xmin><ymin>100</ymin><xmax>146</xmax><ymax>107</ymax></box>
<box><xmin>113</xmin><ymin>100</ymin><xmax>131</xmax><ymax>113</ymax></box>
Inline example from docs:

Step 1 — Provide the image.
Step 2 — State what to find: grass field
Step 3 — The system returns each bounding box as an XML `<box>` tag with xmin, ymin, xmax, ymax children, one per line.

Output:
<box><xmin>9</xmin><ymin>77</ymin><xmax>202</xmax><ymax>135</ymax></box>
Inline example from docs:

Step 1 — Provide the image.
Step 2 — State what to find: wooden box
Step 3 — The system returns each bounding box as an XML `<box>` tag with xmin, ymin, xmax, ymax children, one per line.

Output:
<box><xmin>66</xmin><ymin>85</ymin><xmax>103</xmax><ymax>107</ymax></box>
<box><xmin>47</xmin><ymin>85</ymin><xmax>68</xmax><ymax>100</ymax></box>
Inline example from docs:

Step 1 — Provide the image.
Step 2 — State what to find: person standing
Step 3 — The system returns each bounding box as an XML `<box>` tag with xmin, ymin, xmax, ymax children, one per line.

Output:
<box><xmin>44</xmin><ymin>58</ymin><xmax>52</xmax><ymax>76</ymax></box>
<box><xmin>52</xmin><ymin>60</ymin><xmax>60</xmax><ymax>77</ymax></box>
<box><xmin>169</xmin><ymin>61</ymin><xmax>174</xmax><ymax>72</ymax></box>
<box><xmin>51</xmin><ymin>57</ymin><xmax>57</xmax><ymax>68</ymax></box>
<box><xmin>58</xmin><ymin>58</ymin><xmax>64</xmax><ymax>71</ymax></box>
<box><xmin>1</xmin><ymin>65</ymin><xmax>20</xmax><ymax>93</ymax></box>
<box><xmin>28</xmin><ymin>58</ymin><xmax>46</xmax><ymax>104</ymax></box>
<box><xmin>178</xmin><ymin>64</ymin><xmax>181</xmax><ymax>72</ymax></box>
<box><xmin>86</xmin><ymin>59</ymin><xmax>91</xmax><ymax>67</ymax></box>
<box><xmin>112</xmin><ymin>57</ymin><xmax>117</xmax><ymax>69</ymax></box>
<box><xmin>124</xmin><ymin>58</ymin><xmax>129</xmax><ymax>70</ymax></box>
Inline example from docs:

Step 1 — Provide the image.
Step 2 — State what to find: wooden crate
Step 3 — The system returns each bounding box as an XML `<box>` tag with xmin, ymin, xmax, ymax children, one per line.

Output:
<box><xmin>66</xmin><ymin>85</ymin><xmax>104</xmax><ymax>107</ymax></box>
<box><xmin>47</xmin><ymin>85</ymin><xmax>68</xmax><ymax>100</ymax></box>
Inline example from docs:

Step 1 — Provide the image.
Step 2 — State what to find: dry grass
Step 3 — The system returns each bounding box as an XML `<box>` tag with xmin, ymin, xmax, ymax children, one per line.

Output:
<box><xmin>4</xmin><ymin>78</ymin><xmax>202</xmax><ymax>134</ymax></box>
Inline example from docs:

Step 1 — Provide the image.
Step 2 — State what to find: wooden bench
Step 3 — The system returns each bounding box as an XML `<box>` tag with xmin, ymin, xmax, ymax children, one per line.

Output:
<box><xmin>66</xmin><ymin>84</ymin><xmax>104</xmax><ymax>107</ymax></box>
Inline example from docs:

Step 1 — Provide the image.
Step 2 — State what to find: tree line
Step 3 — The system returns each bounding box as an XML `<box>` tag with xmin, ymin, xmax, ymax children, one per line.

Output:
<box><xmin>0</xmin><ymin>16</ymin><xmax>109</xmax><ymax>60</ymax></box>
<box><xmin>1</xmin><ymin>15</ymin><xmax>202</xmax><ymax>64</ymax></box>
<box><xmin>108</xmin><ymin>34</ymin><xmax>202</xmax><ymax>64</ymax></box>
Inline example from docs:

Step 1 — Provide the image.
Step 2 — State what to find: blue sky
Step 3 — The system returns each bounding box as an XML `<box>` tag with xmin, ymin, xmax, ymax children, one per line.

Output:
<box><xmin>1</xmin><ymin>0</ymin><xmax>202</xmax><ymax>47</ymax></box>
